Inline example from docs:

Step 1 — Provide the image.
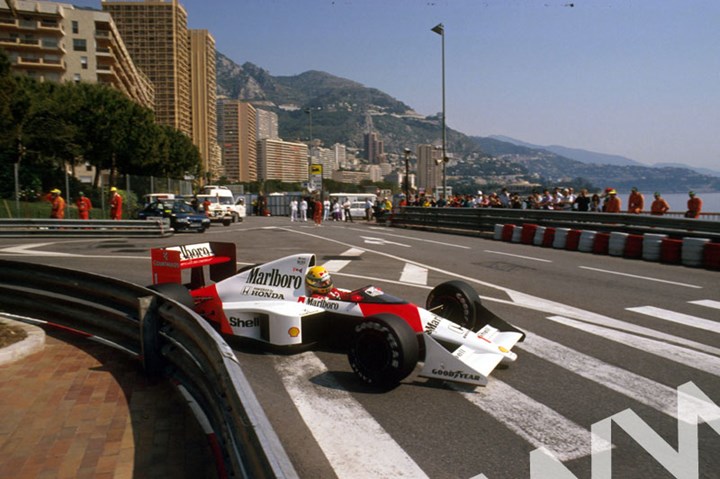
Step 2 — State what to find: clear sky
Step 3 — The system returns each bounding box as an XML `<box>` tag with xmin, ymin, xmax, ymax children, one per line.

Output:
<box><xmin>69</xmin><ymin>0</ymin><xmax>719</xmax><ymax>170</ymax></box>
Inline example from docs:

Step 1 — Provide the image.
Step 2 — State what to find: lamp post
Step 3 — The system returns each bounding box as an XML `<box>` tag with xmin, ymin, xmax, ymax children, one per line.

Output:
<box><xmin>431</xmin><ymin>23</ymin><xmax>447</xmax><ymax>202</ymax></box>
<box><xmin>403</xmin><ymin>148</ymin><xmax>411</xmax><ymax>199</ymax></box>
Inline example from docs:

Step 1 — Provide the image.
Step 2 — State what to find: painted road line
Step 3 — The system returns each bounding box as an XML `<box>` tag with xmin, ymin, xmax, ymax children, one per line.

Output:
<box><xmin>323</xmin><ymin>248</ymin><xmax>364</xmax><ymax>272</ymax></box>
<box><xmin>274</xmin><ymin>352</ymin><xmax>428</xmax><ymax>479</ymax></box>
<box><xmin>546</xmin><ymin>316</ymin><xmax>720</xmax><ymax>377</ymax></box>
<box><xmin>578</xmin><ymin>266</ymin><xmax>702</xmax><ymax>289</ymax></box>
<box><xmin>502</xmin><ymin>291</ymin><xmax>720</xmax><ymax>357</ymax></box>
<box><xmin>399</xmin><ymin>263</ymin><xmax>428</xmax><ymax>285</ymax></box>
<box><xmin>454</xmin><ymin>379</ymin><xmax>610</xmax><ymax>461</ymax></box>
<box><xmin>518</xmin><ymin>332</ymin><xmax>714</xmax><ymax>422</ymax></box>
<box><xmin>627</xmin><ymin>306</ymin><xmax>720</xmax><ymax>334</ymax></box>
<box><xmin>361</xmin><ymin>236</ymin><xmax>411</xmax><ymax>247</ymax></box>
<box><xmin>358</xmin><ymin>227</ymin><xmax>471</xmax><ymax>249</ymax></box>
<box><xmin>690</xmin><ymin>299</ymin><xmax>720</xmax><ymax>310</ymax></box>
<box><xmin>483</xmin><ymin>250</ymin><xmax>553</xmax><ymax>263</ymax></box>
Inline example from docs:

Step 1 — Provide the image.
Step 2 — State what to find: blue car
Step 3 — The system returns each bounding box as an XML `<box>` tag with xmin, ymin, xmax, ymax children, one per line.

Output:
<box><xmin>138</xmin><ymin>199</ymin><xmax>210</xmax><ymax>233</ymax></box>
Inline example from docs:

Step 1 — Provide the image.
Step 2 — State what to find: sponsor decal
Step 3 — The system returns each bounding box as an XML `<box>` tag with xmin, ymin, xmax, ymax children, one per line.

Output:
<box><xmin>151</xmin><ymin>260</ymin><xmax>179</xmax><ymax>269</ymax></box>
<box><xmin>167</xmin><ymin>243</ymin><xmax>213</xmax><ymax>261</ymax></box>
<box><xmin>425</xmin><ymin>316</ymin><xmax>442</xmax><ymax>335</ymax></box>
<box><xmin>229</xmin><ymin>316</ymin><xmax>260</xmax><ymax>328</ymax></box>
<box><xmin>296</xmin><ymin>257</ymin><xmax>308</xmax><ymax>266</ymax></box>
<box><xmin>363</xmin><ymin>286</ymin><xmax>383</xmax><ymax>297</ymax></box>
<box><xmin>288</xmin><ymin>327</ymin><xmax>300</xmax><ymax>337</ymax></box>
<box><xmin>247</xmin><ymin>267</ymin><xmax>302</xmax><ymax>289</ymax></box>
<box><xmin>499</xmin><ymin>346</ymin><xmax>509</xmax><ymax>353</ymax></box>
<box><xmin>431</xmin><ymin>369</ymin><xmax>481</xmax><ymax>382</ymax></box>
<box><xmin>241</xmin><ymin>286</ymin><xmax>285</xmax><ymax>299</ymax></box>
<box><xmin>305</xmin><ymin>297</ymin><xmax>340</xmax><ymax>310</ymax></box>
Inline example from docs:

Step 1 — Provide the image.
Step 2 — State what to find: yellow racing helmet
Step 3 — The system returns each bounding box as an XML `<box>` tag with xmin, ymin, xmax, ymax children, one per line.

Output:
<box><xmin>306</xmin><ymin>266</ymin><xmax>333</xmax><ymax>295</ymax></box>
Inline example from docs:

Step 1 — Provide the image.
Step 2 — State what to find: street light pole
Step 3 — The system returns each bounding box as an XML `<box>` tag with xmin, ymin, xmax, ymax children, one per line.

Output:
<box><xmin>403</xmin><ymin>148</ymin><xmax>411</xmax><ymax>199</ymax></box>
<box><xmin>431</xmin><ymin>23</ymin><xmax>447</xmax><ymax>202</ymax></box>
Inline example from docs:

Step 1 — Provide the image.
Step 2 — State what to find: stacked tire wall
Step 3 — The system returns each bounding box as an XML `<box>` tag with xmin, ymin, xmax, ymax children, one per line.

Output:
<box><xmin>494</xmin><ymin>223</ymin><xmax>720</xmax><ymax>270</ymax></box>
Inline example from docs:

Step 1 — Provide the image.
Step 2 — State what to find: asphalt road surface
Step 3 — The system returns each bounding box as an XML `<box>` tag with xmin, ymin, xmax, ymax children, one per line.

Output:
<box><xmin>1</xmin><ymin>216</ymin><xmax>718</xmax><ymax>478</ymax></box>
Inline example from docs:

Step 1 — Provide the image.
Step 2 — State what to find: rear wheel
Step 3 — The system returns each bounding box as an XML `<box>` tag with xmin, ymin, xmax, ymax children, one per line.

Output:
<box><xmin>425</xmin><ymin>280</ymin><xmax>479</xmax><ymax>330</ymax></box>
<box><xmin>147</xmin><ymin>283</ymin><xmax>194</xmax><ymax>309</ymax></box>
<box><xmin>348</xmin><ymin>314</ymin><xmax>419</xmax><ymax>390</ymax></box>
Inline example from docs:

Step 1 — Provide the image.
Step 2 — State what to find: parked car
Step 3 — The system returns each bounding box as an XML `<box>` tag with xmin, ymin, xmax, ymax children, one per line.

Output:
<box><xmin>137</xmin><ymin>199</ymin><xmax>210</xmax><ymax>232</ymax></box>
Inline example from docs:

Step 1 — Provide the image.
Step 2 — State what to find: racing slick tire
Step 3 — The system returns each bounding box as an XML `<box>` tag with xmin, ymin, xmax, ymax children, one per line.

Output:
<box><xmin>425</xmin><ymin>280</ymin><xmax>479</xmax><ymax>331</ymax></box>
<box><xmin>148</xmin><ymin>283</ymin><xmax>194</xmax><ymax>310</ymax></box>
<box><xmin>348</xmin><ymin>314</ymin><xmax>419</xmax><ymax>390</ymax></box>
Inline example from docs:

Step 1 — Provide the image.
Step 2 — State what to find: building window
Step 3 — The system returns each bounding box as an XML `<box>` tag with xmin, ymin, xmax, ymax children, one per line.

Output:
<box><xmin>80</xmin><ymin>56</ymin><xmax>88</xmax><ymax>69</ymax></box>
<box><xmin>73</xmin><ymin>73</ymin><xmax>81</xmax><ymax>83</ymax></box>
<box><xmin>72</xmin><ymin>38</ymin><xmax>86</xmax><ymax>52</ymax></box>
<box><xmin>72</xmin><ymin>21</ymin><xmax>79</xmax><ymax>34</ymax></box>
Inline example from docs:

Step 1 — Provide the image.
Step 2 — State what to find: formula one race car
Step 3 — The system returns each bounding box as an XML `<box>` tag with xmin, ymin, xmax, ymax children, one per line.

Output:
<box><xmin>150</xmin><ymin>242</ymin><xmax>525</xmax><ymax>389</ymax></box>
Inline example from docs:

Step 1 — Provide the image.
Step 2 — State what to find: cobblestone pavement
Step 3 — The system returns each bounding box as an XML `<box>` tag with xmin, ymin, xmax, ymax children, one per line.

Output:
<box><xmin>0</xmin><ymin>328</ymin><xmax>218</xmax><ymax>479</ymax></box>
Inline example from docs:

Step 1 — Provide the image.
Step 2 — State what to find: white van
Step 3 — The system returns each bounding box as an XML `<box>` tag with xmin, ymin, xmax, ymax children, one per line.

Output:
<box><xmin>198</xmin><ymin>186</ymin><xmax>245</xmax><ymax>223</ymax></box>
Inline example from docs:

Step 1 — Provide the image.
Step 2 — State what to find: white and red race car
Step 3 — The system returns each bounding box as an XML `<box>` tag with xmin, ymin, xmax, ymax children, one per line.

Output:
<box><xmin>150</xmin><ymin>242</ymin><xmax>525</xmax><ymax>389</ymax></box>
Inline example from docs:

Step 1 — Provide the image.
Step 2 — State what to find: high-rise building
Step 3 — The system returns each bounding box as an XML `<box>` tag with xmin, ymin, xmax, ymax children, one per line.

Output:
<box><xmin>217</xmin><ymin>98</ymin><xmax>256</xmax><ymax>182</ymax></box>
<box><xmin>257</xmin><ymin>138</ymin><xmax>307</xmax><ymax>182</ymax></box>
<box><xmin>256</xmin><ymin>109</ymin><xmax>278</xmax><ymax>140</ymax></box>
<box><xmin>416</xmin><ymin>144</ymin><xmax>441</xmax><ymax>195</ymax></box>
<box><xmin>102</xmin><ymin>0</ymin><xmax>192</xmax><ymax>136</ymax></box>
<box><xmin>189</xmin><ymin>29</ymin><xmax>219</xmax><ymax>183</ymax></box>
<box><xmin>0</xmin><ymin>0</ymin><xmax>153</xmax><ymax>108</ymax></box>
<box><xmin>363</xmin><ymin>132</ymin><xmax>384</xmax><ymax>164</ymax></box>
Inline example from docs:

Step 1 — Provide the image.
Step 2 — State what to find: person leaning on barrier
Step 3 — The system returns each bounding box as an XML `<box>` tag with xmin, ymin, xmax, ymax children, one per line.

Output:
<box><xmin>685</xmin><ymin>191</ymin><xmax>703</xmax><ymax>218</ymax></box>
<box><xmin>75</xmin><ymin>191</ymin><xmax>92</xmax><ymax>220</ymax></box>
<box><xmin>627</xmin><ymin>187</ymin><xmax>644</xmax><ymax>214</ymax></box>
<box><xmin>650</xmin><ymin>192</ymin><xmax>670</xmax><ymax>216</ymax></box>
<box><xmin>604</xmin><ymin>189</ymin><xmax>622</xmax><ymax>213</ymax></box>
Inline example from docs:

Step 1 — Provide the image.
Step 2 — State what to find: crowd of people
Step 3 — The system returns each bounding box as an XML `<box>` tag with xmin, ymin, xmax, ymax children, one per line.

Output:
<box><xmin>44</xmin><ymin>187</ymin><xmax>123</xmax><ymax>220</ymax></box>
<box><xmin>403</xmin><ymin>186</ymin><xmax>703</xmax><ymax>218</ymax></box>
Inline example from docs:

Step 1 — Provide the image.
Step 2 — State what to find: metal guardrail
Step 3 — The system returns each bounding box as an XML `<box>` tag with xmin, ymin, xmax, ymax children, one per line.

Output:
<box><xmin>389</xmin><ymin>207</ymin><xmax>720</xmax><ymax>241</ymax></box>
<box><xmin>0</xmin><ymin>260</ymin><xmax>298</xmax><ymax>479</ymax></box>
<box><xmin>0</xmin><ymin>218</ymin><xmax>173</xmax><ymax>237</ymax></box>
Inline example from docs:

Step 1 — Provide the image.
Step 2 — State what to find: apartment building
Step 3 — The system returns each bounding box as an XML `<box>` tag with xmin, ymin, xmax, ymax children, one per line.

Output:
<box><xmin>217</xmin><ymin>98</ymin><xmax>257</xmax><ymax>182</ymax></box>
<box><xmin>256</xmin><ymin>108</ymin><xmax>278</xmax><ymax>140</ymax></box>
<box><xmin>0</xmin><ymin>0</ymin><xmax>153</xmax><ymax>108</ymax></box>
<box><xmin>416</xmin><ymin>144</ymin><xmax>441</xmax><ymax>195</ymax></box>
<box><xmin>102</xmin><ymin>0</ymin><xmax>192</xmax><ymax>136</ymax></box>
<box><xmin>189</xmin><ymin>28</ymin><xmax>219</xmax><ymax>182</ymax></box>
<box><xmin>257</xmin><ymin>138</ymin><xmax>307</xmax><ymax>182</ymax></box>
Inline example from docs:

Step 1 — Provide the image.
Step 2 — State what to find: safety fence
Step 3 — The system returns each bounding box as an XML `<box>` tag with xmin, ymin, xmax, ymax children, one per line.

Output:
<box><xmin>0</xmin><ymin>218</ymin><xmax>173</xmax><ymax>237</ymax></box>
<box><xmin>0</xmin><ymin>260</ymin><xmax>298</xmax><ymax>479</ymax></box>
<box><xmin>389</xmin><ymin>207</ymin><xmax>720</xmax><ymax>270</ymax></box>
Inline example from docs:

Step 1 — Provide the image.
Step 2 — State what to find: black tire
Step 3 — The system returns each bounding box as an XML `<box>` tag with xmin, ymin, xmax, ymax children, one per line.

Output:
<box><xmin>425</xmin><ymin>280</ymin><xmax>479</xmax><ymax>330</ymax></box>
<box><xmin>222</xmin><ymin>217</ymin><xmax>232</xmax><ymax>226</ymax></box>
<box><xmin>148</xmin><ymin>283</ymin><xmax>195</xmax><ymax>310</ymax></box>
<box><xmin>348</xmin><ymin>314</ymin><xmax>419</xmax><ymax>390</ymax></box>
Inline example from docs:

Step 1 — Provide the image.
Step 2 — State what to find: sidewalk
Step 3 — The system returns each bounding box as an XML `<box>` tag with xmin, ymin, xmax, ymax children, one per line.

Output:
<box><xmin>0</xmin><ymin>318</ymin><xmax>217</xmax><ymax>479</ymax></box>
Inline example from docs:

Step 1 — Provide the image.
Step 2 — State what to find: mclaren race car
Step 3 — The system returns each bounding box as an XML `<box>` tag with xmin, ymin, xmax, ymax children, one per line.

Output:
<box><xmin>150</xmin><ymin>242</ymin><xmax>525</xmax><ymax>389</ymax></box>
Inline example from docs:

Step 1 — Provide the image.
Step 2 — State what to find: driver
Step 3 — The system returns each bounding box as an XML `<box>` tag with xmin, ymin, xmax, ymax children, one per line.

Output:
<box><xmin>305</xmin><ymin>266</ymin><xmax>352</xmax><ymax>301</ymax></box>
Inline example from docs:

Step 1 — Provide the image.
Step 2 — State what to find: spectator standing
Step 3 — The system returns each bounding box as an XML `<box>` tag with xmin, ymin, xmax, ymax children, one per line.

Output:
<box><xmin>109</xmin><ymin>187</ymin><xmax>123</xmax><ymax>220</ymax></box>
<box><xmin>323</xmin><ymin>198</ymin><xmax>330</xmax><ymax>221</ymax></box>
<box><xmin>203</xmin><ymin>198</ymin><xmax>212</xmax><ymax>217</ymax></box>
<box><xmin>313</xmin><ymin>197</ymin><xmax>323</xmax><ymax>226</ymax></box>
<box><xmin>627</xmin><ymin>187</ymin><xmax>644</xmax><ymax>214</ymax></box>
<box><xmin>590</xmin><ymin>193</ymin><xmax>602</xmax><ymax>212</ymax></box>
<box><xmin>650</xmin><ymin>192</ymin><xmax>670</xmax><ymax>216</ymax></box>
<box><xmin>498</xmin><ymin>187</ymin><xmax>511</xmax><ymax>208</ymax></box>
<box><xmin>342</xmin><ymin>198</ymin><xmax>353</xmax><ymax>222</ymax></box>
<box><xmin>290</xmin><ymin>198</ymin><xmax>298</xmax><ymax>222</ymax></box>
<box><xmin>365</xmin><ymin>197</ymin><xmax>374</xmax><ymax>221</ymax></box>
<box><xmin>75</xmin><ymin>191</ymin><xmax>92</xmax><ymax>220</ymax></box>
<box><xmin>299</xmin><ymin>198</ymin><xmax>308</xmax><ymax>222</ymax></box>
<box><xmin>47</xmin><ymin>188</ymin><xmax>66</xmax><ymax>219</ymax></box>
<box><xmin>685</xmin><ymin>191</ymin><xmax>702</xmax><ymax>218</ymax></box>
<box><xmin>574</xmin><ymin>189</ymin><xmax>591</xmax><ymax>212</ymax></box>
<box><xmin>605</xmin><ymin>190</ymin><xmax>622</xmax><ymax>213</ymax></box>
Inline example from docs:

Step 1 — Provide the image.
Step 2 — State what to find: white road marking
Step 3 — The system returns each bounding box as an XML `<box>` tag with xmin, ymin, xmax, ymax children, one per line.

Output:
<box><xmin>483</xmin><ymin>250</ymin><xmax>553</xmax><ymax>263</ymax></box>
<box><xmin>322</xmin><ymin>260</ymin><xmax>350</xmax><ymax>272</ymax></box>
<box><xmin>501</xmin><ymin>291</ymin><xmax>720</xmax><ymax>357</ymax></box>
<box><xmin>546</xmin><ymin>315</ymin><xmax>720</xmax><ymax>376</ymax></box>
<box><xmin>455</xmin><ymin>379</ymin><xmax>610</xmax><ymax>461</ymax></box>
<box><xmin>627</xmin><ymin>306</ymin><xmax>720</xmax><ymax>334</ymax></box>
<box><xmin>274</xmin><ymin>352</ymin><xmax>428</xmax><ymax>479</ymax></box>
<box><xmin>690</xmin><ymin>299</ymin><xmax>720</xmax><ymax>310</ymax></box>
<box><xmin>518</xmin><ymin>332</ymin><xmax>713</xmax><ymax>421</ymax></box>
<box><xmin>578</xmin><ymin>266</ymin><xmax>702</xmax><ymax>289</ymax></box>
<box><xmin>0</xmin><ymin>243</ymin><xmax>78</xmax><ymax>256</ymax></box>
<box><xmin>361</xmin><ymin>236</ymin><xmax>411</xmax><ymax>247</ymax></box>
<box><xmin>399</xmin><ymin>263</ymin><xmax>428</xmax><ymax>285</ymax></box>
<box><xmin>354</xmin><ymin>227</ymin><xmax>471</xmax><ymax>249</ymax></box>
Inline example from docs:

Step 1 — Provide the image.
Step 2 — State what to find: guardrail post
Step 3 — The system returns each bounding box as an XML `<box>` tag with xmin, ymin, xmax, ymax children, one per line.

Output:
<box><xmin>138</xmin><ymin>295</ymin><xmax>165</xmax><ymax>377</ymax></box>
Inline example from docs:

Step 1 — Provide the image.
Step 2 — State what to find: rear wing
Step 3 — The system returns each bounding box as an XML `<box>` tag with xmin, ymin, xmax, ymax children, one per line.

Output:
<box><xmin>151</xmin><ymin>242</ymin><xmax>236</xmax><ymax>288</ymax></box>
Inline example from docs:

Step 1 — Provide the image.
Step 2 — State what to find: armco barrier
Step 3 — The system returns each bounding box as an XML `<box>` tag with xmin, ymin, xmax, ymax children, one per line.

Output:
<box><xmin>0</xmin><ymin>260</ymin><xmax>298</xmax><ymax>479</ymax></box>
<box><xmin>0</xmin><ymin>218</ymin><xmax>173</xmax><ymax>237</ymax></box>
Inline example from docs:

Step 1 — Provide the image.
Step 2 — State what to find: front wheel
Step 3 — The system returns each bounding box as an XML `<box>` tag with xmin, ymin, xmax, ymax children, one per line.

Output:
<box><xmin>425</xmin><ymin>280</ymin><xmax>479</xmax><ymax>330</ymax></box>
<box><xmin>348</xmin><ymin>314</ymin><xmax>419</xmax><ymax>390</ymax></box>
